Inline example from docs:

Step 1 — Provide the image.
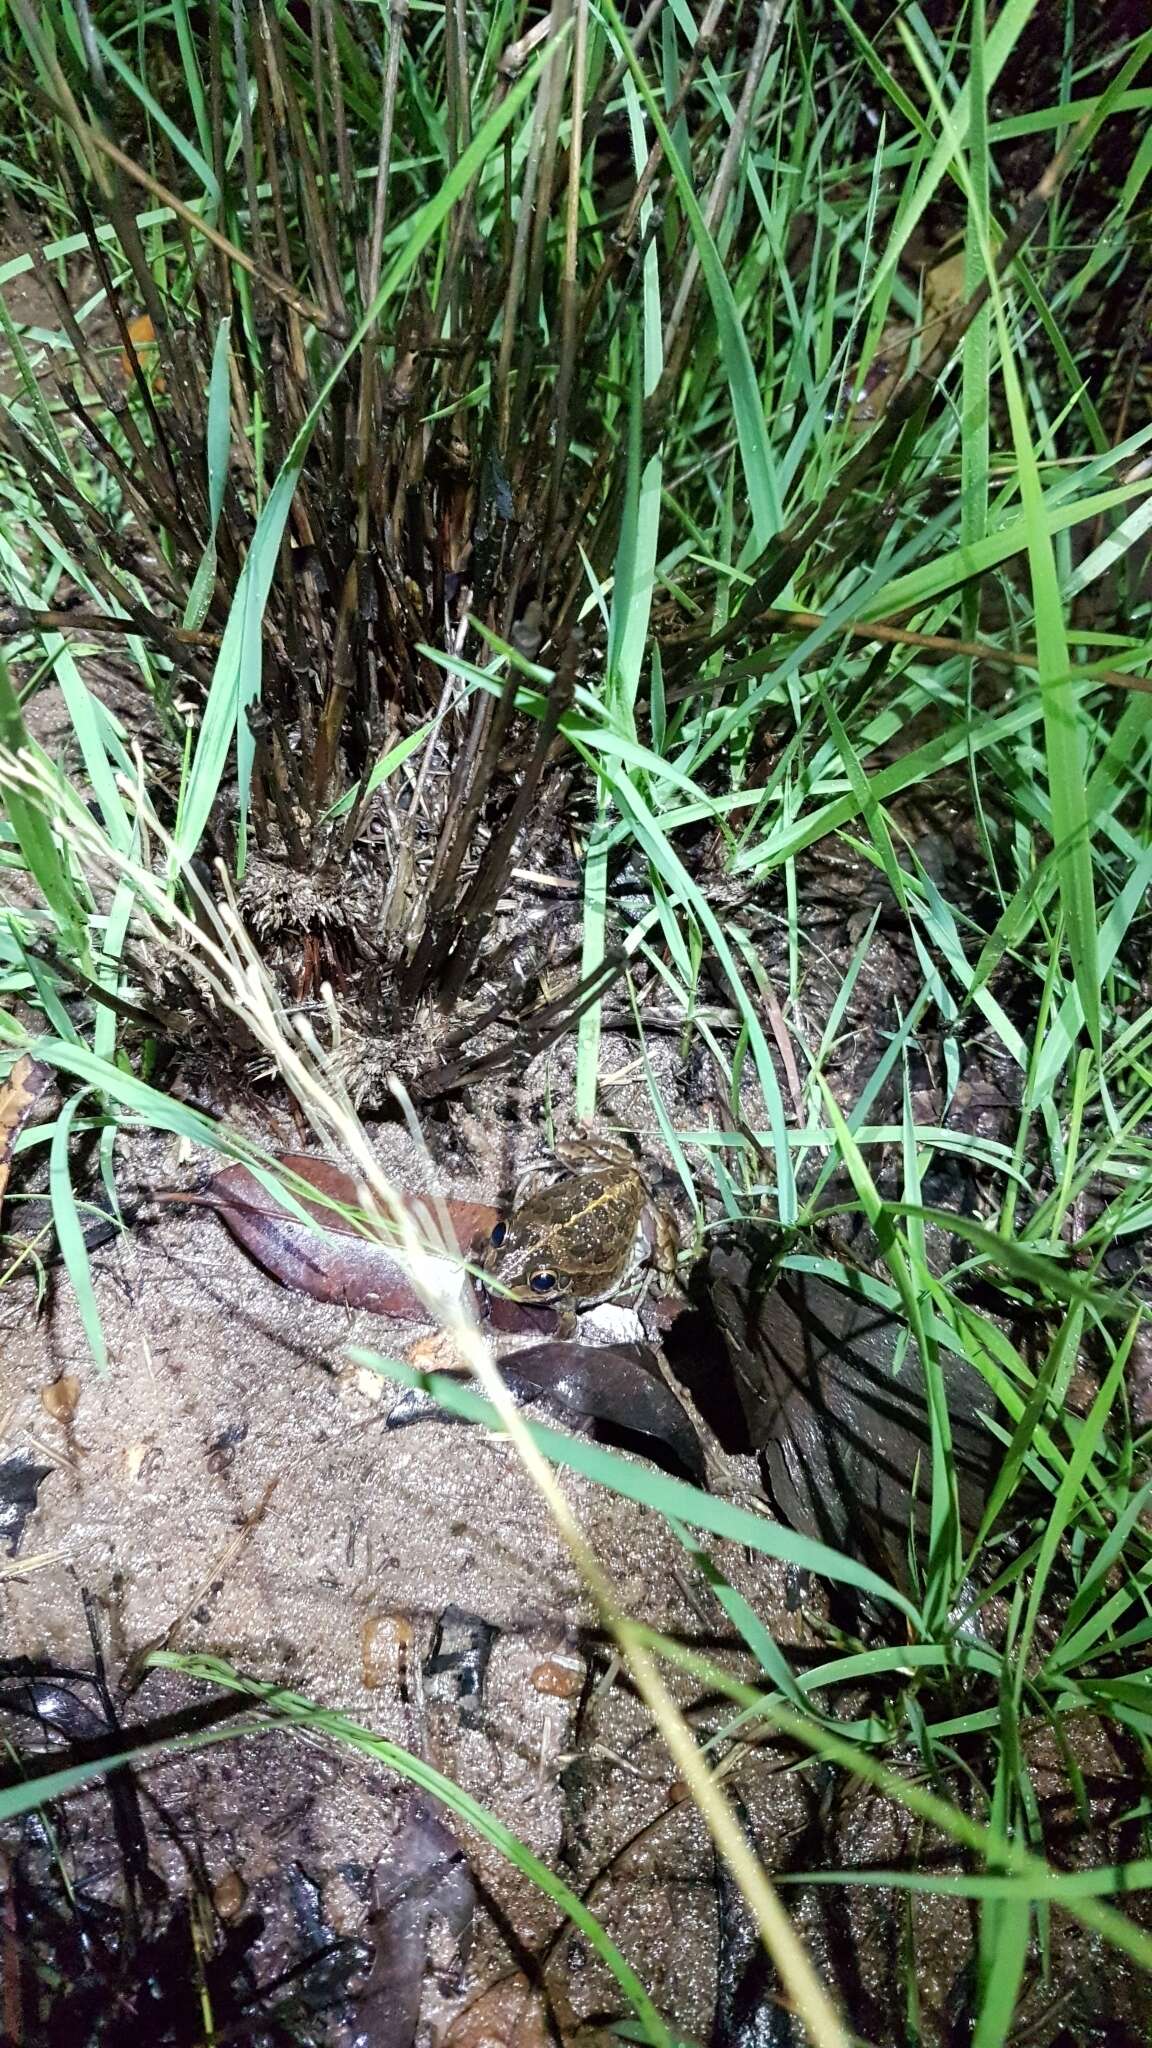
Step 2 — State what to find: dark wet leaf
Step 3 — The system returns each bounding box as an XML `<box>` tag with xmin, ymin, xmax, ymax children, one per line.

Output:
<box><xmin>0</xmin><ymin>1456</ymin><xmax>51</xmax><ymax>1557</ymax></box>
<box><xmin>8</xmin><ymin>1191</ymin><xmax>127</xmax><ymax>1265</ymax></box>
<box><xmin>388</xmin><ymin>1342</ymin><xmax>706</xmax><ymax>1485</ymax></box>
<box><xmin>712</xmin><ymin>1827</ymin><xmax>795</xmax><ymax>2048</ymax></box>
<box><xmin>704</xmin><ymin>1237</ymin><xmax>1001</xmax><ymax>1582</ymax></box>
<box><xmin>0</xmin><ymin>1675</ymin><xmax>107</xmax><ymax>1738</ymax></box>
<box><xmin>351</xmin><ymin>1795</ymin><xmax>475</xmax><ymax>2048</ymax></box>
<box><xmin>440</xmin><ymin>1972</ymin><xmax>558</xmax><ymax>2046</ymax></box>
<box><xmin>509</xmin><ymin>1342</ymin><xmax>707</xmax><ymax>1484</ymax></box>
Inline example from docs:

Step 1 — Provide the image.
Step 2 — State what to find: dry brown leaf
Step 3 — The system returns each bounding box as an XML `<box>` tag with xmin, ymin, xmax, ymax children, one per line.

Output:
<box><xmin>196</xmin><ymin>1154</ymin><xmax>496</xmax><ymax>1319</ymax></box>
<box><xmin>119</xmin><ymin>313</ymin><xmax>167</xmax><ymax>392</ymax></box>
<box><xmin>444</xmin><ymin>1971</ymin><xmax>607</xmax><ymax>2048</ymax></box>
<box><xmin>0</xmin><ymin>1055</ymin><xmax>52</xmax><ymax>1210</ymax></box>
<box><xmin>848</xmin><ymin>250</ymin><xmax>968</xmax><ymax>430</ymax></box>
<box><xmin>444</xmin><ymin>1975</ymin><xmax>555</xmax><ymax>2048</ymax></box>
<box><xmin>406</xmin><ymin>1330</ymin><xmax>470</xmax><ymax>1376</ymax></box>
<box><xmin>40</xmin><ymin>1376</ymin><xmax>81</xmax><ymax>1425</ymax></box>
<box><xmin>923</xmin><ymin>249</ymin><xmax>967</xmax><ymax>323</ymax></box>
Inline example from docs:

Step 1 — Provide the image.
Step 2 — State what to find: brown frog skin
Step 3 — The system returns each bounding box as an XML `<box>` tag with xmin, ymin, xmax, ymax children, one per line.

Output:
<box><xmin>479</xmin><ymin>1133</ymin><xmax>680</xmax><ymax>1336</ymax></box>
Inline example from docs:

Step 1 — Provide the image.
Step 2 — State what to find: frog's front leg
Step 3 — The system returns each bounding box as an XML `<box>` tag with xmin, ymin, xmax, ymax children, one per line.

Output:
<box><xmin>554</xmin><ymin>1127</ymin><xmax>637</xmax><ymax>1173</ymax></box>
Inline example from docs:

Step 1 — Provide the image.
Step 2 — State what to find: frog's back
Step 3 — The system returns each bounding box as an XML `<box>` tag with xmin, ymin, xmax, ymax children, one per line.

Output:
<box><xmin>519</xmin><ymin>1176</ymin><xmax>601</xmax><ymax>1232</ymax></box>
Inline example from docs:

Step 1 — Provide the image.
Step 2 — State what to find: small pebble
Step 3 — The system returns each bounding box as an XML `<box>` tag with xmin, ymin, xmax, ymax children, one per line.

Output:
<box><xmin>212</xmin><ymin>1869</ymin><xmax>247</xmax><ymax>1920</ymax></box>
<box><xmin>576</xmin><ymin>1302</ymin><xmax>645</xmax><ymax>1346</ymax></box>
<box><xmin>361</xmin><ymin>1611</ymin><xmax>411</xmax><ymax>1691</ymax></box>
<box><xmin>529</xmin><ymin>1653</ymin><xmax>583</xmax><ymax>1699</ymax></box>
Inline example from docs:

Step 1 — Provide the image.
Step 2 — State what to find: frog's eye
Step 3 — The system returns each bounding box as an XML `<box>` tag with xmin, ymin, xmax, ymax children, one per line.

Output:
<box><xmin>489</xmin><ymin>1220</ymin><xmax>507</xmax><ymax>1248</ymax></box>
<box><xmin>529</xmin><ymin>1269</ymin><xmax>558</xmax><ymax>1295</ymax></box>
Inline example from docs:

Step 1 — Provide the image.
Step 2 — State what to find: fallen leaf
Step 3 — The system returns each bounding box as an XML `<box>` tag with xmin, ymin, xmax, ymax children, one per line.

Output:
<box><xmin>444</xmin><ymin>1976</ymin><xmax>553</xmax><ymax>2048</ymax></box>
<box><xmin>0</xmin><ymin>1457</ymin><xmax>52</xmax><ymax>1557</ymax></box>
<box><xmin>848</xmin><ymin>250</ymin><xmax>966</xmax><ymax>429</ymax></box>
<box><xmin>444</xmin><ymin>1971</ymin><xmax>592</xmax><ymax>2047</ymax></box>
<box><xmin>705</xmin><ymin>1235</ymin><xmax>1008</xmax><ymax>1584</ymax></box>
<box><xmin>388</xmin><ymin>1341</ymin><xmax>707</xmax><ymax>1485</ymax></box>
<box><xmin>923</xmin><ymin>248</ymin><xmax>967</xmax><ymax>324</ymax></box>
<box><xmin>119</xmin><ymin>313</ymin><xmax>166</xmax><ymax>392</ymax></box>
<box><xmin>0</xmin><ymin>1055</ymin><xmax>52</xmax><ymax>1211</ymax></box>
<box><xmin>351</xmin><ymin>1796</ymin><xmax>475</xmax><ymax>2048</ymax></box>
<box><xmin>40</xmin><ymin>1376</ymin><xmax>80</xmax><ymax>1426</ymax></box>
<box><xmin>508</xmin><ymin>1342</ymin><xmax>706</xmax><ymax>1483</ymax></box>
<box><xmin>198</xmin><ymin>1155</ymin><xmax>495</xmax><ymax>1319</ymax></box>
<box><xmin>847</xmin><ymin>320</ymin><xmax>916</xmax><ymax>427</ymax></box>
<box><xmin>713</xmin><ymin>1799</ymin><xmax>791</xmax><ymax>2048</ymax></box>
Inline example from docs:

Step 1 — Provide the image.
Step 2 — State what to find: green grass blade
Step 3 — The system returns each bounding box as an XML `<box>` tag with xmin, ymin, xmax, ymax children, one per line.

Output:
<box><xmin>603</xmin><ymin>0</ymin><xmax>780</xmax><ymax>552</ymax></box>
<box><xmin>0</xmin><ymin>657</ymin><xmax>88</xmax><ymax>958</ymax></box>
<box><xmin>182</xmin><ymin>314</ymin><xmax>232</xmax><ymax>632</ymax></box>
<box><xmin>47</xmin><ymin>1089</ymin><xmax>107</xmax><ymax>1370</ymax></box>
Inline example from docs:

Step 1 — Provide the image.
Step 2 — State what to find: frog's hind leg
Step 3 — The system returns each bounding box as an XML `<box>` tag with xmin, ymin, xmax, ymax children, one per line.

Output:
<box><xmin>556</xmin><ymin>1123</ymin><xmax>640</xmax><ymax>1172</ymax></box>
<box><xmin>640</xmin><ymin>1203</ymin><xmax>682</xmax><ymax>1300</ymax></box>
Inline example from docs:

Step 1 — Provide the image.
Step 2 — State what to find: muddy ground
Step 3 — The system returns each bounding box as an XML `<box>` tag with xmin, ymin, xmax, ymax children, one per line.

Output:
<box><xmin>0</xmin><ymin>1088</ymin><xmax>793</xmax><ymax>2042</ymax></box>
<box><xmin>2</xmin><ymin>1032</ymin><xmax>1149</xmax><ymax>2046</ymax></box>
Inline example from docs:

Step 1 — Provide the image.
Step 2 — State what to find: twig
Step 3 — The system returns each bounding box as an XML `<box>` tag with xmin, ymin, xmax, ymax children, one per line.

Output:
<box><xmin>662</xmin><ymin>2</ymin><xmax>783</xmax><ymax>371</ymax></box>
<box><xmin>0</xmin><ymin>608</ymin><xmax>221</xmax><ymax>650</ymax></box>
<box><xmin>663</xmin><ymin>604</ymin><xmax>1152</xmax><ymax>699</ymax></box>
<box><xmin>45</xmin><ymin>107</ymin><xmax>347</xmax><ymax>339</ymax></box>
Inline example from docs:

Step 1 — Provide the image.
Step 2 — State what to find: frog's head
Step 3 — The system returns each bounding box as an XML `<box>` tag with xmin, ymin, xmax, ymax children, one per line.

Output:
<box><xmin>478</xmin><ymin>1212</ymin><xmax>571</xmax><ymax>1307</ymax></box>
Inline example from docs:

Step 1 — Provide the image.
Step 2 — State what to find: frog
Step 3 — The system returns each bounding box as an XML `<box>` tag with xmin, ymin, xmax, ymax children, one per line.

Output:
<box><xmin>479</xmin><ymin>1130</ymin><xmax>681</xmax><ymax>1336</ymax></box>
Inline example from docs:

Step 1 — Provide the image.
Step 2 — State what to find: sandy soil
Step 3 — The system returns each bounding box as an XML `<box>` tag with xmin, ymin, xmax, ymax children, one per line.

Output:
<box><xmin>4</xmin><ymin>1085</ymin><xmax>1147</xmax><ymax>2044</ymax></box>
<box><xmin>0</xmin><ymin>1101</ymin><xmax>796</xmax><ymax>2039</ymax></box>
